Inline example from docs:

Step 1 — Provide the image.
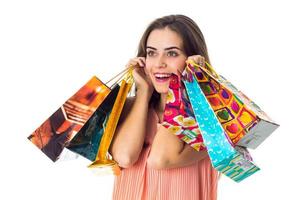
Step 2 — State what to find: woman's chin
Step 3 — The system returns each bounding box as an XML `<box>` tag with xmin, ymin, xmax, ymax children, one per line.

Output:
<box><xmin>154</xmin><ymin>86</ymin><xmax>169</xmax><ymax>94</ymax></box>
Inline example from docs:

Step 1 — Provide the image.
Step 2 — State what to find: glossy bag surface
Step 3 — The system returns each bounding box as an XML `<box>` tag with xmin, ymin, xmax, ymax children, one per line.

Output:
<box><xmin>28</xmin><ymin>76</ymin><xmax>110</xmax><ymax>161</ymax></box>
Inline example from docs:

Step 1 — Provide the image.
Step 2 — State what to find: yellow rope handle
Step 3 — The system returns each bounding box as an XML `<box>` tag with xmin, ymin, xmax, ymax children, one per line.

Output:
<box><xmin>106</xmin><ymin>65</ymin><xmax>135</xmax><ymax>88</ymax></box>
<box><xmin>186</xmin><ymin>59</ymin><xmax>220</xmax><ymax>79</ymax></box>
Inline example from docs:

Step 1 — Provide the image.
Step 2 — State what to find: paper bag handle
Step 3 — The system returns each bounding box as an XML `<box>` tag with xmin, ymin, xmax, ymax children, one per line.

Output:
<box><xmin>105</xmin><ymin>65</ymin><xmax>135</xmax><ymax>88</ymax></box>
<box><xmin>186</xmin><ymin>60</ymin><xmax>220</xmax><ymax>79</ymax></box>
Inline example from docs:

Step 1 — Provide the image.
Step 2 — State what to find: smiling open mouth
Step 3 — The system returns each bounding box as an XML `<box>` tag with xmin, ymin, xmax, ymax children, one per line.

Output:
<box><xmin>154</xmin><ymin>73</ymin><xmax>172</xmax><ymax>83</ymax></box>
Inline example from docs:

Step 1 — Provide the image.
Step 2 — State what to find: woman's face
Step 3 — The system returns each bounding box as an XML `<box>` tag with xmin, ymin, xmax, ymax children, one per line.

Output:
<box><xmin>145</xmin><ymin>27</ymin><xmax>187</xmax><ymax>94</ymax></box>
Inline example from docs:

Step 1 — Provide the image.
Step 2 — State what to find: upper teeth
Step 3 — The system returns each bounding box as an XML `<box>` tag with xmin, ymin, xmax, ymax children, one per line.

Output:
<box><xmin>155</xmin><ymin>73</ymin><xmax>171</xmax><ymax>78</ymax></box>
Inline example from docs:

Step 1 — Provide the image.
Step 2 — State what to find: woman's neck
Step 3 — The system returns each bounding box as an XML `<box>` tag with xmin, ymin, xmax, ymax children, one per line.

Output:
<box><xmin>155</xmin><ymin>93</ymin><xmax>167</xmax><ymax>122</ymax></box>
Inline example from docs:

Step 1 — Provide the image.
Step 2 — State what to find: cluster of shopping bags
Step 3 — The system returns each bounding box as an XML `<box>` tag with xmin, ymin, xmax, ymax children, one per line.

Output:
<box><xmin>28</xmin><ymin>61</ymin><xmax>279</xmax><ymax>182</ymax></box>
<box><xmin>161</xmin><ymin>60</ymin><xmax>279</xmax><ymax>182</ymax></box>
<box><xmin>27</xmin><ymin>66</ymin><xmax>135</xmax><ymax>175</ymax></box>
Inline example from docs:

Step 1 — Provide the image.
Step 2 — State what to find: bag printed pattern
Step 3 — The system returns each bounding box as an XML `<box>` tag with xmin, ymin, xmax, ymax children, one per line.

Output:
<box><xmin>162</xmin><ymin>74</ymin><xmax>206</xmax><ymax>151</ymax></box>
<box><xmin>183</xmin><ymin>71</ymin><xmax>260</xmax><ymax>182</ymax></box>
<box><xmin>28</xmin><ymin>76</ymin><xmax>110</xmax><ymax>161</ymax></box>
<box><xmin>186</xmin><ymin>62</ymin><xmax>278</xmax><ymax>148</ymax></box>
<box><xmin>67</xmin><ymin>85</ymin><xmax>120</xmax><ymax>161</ymax></box>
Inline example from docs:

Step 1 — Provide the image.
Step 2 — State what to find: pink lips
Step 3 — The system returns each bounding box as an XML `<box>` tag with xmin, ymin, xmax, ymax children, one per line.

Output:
<box><xmin>153</xmin><ymin>73</ymin><xmax>172</xmax><ymax>83</ymax></box>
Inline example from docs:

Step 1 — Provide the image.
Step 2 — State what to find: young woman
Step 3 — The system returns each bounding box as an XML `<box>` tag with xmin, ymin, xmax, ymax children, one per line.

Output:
<box><xmin>109</xmin><ymin>14</ymin><xmax>219</xmax><ymax>200</ymax></box>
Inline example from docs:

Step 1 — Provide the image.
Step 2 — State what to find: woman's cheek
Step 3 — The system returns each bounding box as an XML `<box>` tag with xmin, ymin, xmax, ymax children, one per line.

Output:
<box><xmin>170</xmin><ymin>59</ymin><xmax>186</xmax><ymax>71</ymax></box>
<box><xmin>143</xmin><ymin>62</ymin><xmax>149</xmax><ymax>72</ymax></box>
<box><xmin>170</xmin><ymin>65</ymin><xmax>183</xmax><ymax>75</ymax></box>
<box><xmin>144</xmin><ymin>65</ymin><xmax>154</xmax><ymax>82</ymax></box>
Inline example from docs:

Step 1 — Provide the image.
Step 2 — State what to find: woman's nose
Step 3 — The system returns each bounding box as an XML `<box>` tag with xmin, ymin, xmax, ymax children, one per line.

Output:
<box><xmin>154</xmin><ymin>56</ymin><xmax>167</xmax><ymax>68</ymax></box>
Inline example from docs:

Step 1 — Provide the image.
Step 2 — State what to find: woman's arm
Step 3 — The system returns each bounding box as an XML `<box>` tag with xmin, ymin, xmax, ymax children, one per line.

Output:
<box><xmin>109</xmin><ymin>56</ymin><xmax>153</xmax><ymax>169</ymax></box>
<box><xmin>147</xmin><ymin>125</ymin><xmax>208</xmax><ymax>169</ymax></box>
<box><xmin>108</xmin><ymin>90</ymin><xmax>150</xmax><ymax>168</ymax></box>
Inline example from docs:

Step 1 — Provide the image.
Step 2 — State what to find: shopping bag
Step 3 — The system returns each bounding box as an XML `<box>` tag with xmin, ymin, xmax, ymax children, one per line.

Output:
<box><xmin>28</xmin><ymin>76</ymin><xmax>110</xmax><ymax>161</ymax></box>
<box><xmin>162</xmin><ymin>74</ymin><xmax>206</xmax><ymax>151</ymax></box>
<box><xmin>68</xmin><ymin>68</ymin><xmax>134</xmax><ymax>175</ymax></box>
<box><xmin>183</xmin><ymin>68</ymin><xmax>260</xmax><ymax>182</ymax></box>
<box><xmin>186</xmin><ymin>60</ymin><xmax>279</xmax><ymax>149</ymax></box>
<box><xmin>28</xmin><ymin>67</ymin><xmax>134</xmax><ymax>163</ymax></box>
<box><xmin>88</xmin><ymin>73</ymin><xmax>134</xmax><ymax>173</ymax></box>
<box><xmin>66</xmin><ymin>85</ymin><xmax>120</xmax><ymax>161</ymax></box>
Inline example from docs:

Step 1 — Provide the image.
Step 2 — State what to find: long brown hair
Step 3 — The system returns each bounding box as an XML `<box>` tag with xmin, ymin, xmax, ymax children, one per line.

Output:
<box><xmin>136</xmin><ymin>14</ymin><xmax>211</xmax><ymax>106</ymax></box>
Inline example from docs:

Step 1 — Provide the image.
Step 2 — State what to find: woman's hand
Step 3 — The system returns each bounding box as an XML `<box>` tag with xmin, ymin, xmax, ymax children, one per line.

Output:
<box><xmin>186</xmin><ymin>55</ymin><xmax>205</xmax><ymax>67</ymax></box>
<box><xmin>126</xmin><ymin>57</ymin><xmax>153</xmax><ymax>101</ymax></box>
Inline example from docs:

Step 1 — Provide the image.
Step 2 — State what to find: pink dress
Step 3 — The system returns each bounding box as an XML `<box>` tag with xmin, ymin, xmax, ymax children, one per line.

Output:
<box><xmin>112</xmin><ymin>107</ymin><xmax>219</xmax><ymax>200</ymax></box>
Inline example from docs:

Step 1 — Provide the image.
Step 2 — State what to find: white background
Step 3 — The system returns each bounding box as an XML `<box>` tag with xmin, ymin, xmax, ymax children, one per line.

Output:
<box><xmin>1</xmin><ymin>0</ymin><xmax>299</xmax><ymax>199</ymax></box>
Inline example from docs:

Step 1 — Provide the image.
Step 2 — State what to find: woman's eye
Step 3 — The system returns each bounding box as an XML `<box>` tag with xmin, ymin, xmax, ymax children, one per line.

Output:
<box><xmin>147</xmin><ymin>51</ymin><xmax>155</xmax><ymax>56</ymax></box>
<box><xmin>167</xmin><ymin>51</ymin><xmax>178</xmax><ymax>57</ymax></box>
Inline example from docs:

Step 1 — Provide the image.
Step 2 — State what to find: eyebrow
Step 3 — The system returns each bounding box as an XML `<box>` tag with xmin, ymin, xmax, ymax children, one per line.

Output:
<box><xmin>146</xmin><ymin>46</ymin><xmax>183</xmax><ymax>51</ymax></box>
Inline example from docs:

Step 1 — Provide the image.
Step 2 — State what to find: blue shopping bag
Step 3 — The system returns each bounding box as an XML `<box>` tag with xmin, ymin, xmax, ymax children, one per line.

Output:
<box><xmin>183</xmin><ymin>68</ymin><xmax>260</xmax><ymax>182</ymax></box>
